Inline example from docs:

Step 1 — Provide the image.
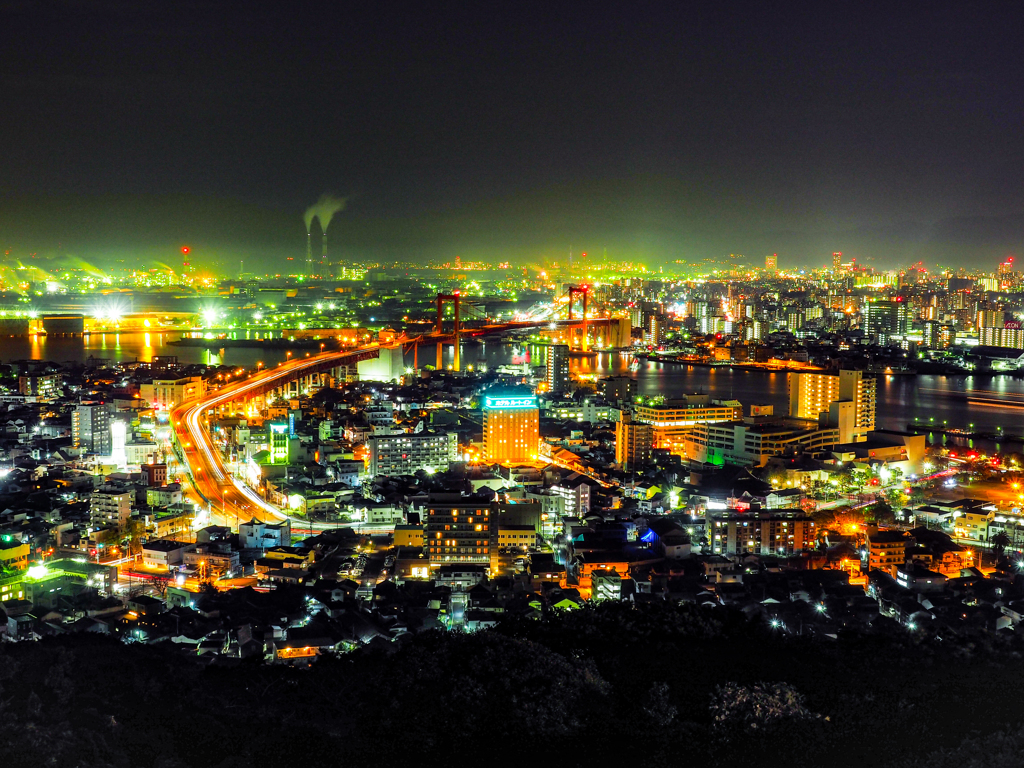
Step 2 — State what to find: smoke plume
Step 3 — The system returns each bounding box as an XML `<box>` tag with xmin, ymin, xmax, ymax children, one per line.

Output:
<box><xmin>304</xmin><ymin>194</ymin><xmax>347</xmax><ymax>233</ymax></box>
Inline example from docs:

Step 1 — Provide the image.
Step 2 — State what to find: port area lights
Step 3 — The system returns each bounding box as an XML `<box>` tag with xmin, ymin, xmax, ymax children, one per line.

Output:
<box><xmin>93</xmin><ymin>301</ymin><xmax>127</xmax><ymax>322</ymax></box>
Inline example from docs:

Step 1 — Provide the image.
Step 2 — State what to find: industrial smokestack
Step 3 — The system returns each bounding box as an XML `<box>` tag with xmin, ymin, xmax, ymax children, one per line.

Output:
<box><xmin>322</xmin><ymin>231</ymin><xmax>328</xmax><ymax>275</ymax></box>
<box><xmin>306</xmin><ymin>232</ymin><xmax>312</xmax><ymax>277</ymax></box>
<box><xmin>303</xmin><ymin>193</ymin><xmax>347</xmax><ymax>277</ymax></box>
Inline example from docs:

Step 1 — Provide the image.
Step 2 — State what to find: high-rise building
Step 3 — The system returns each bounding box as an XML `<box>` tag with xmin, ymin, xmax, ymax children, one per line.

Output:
<box><xmin>643</xmin><ymin>313</ymin><xmax>666</xmax><ymax>345</ymax></box>
<box><xmin>864</xmin><ymin>299</ymin><xmax>909</xmax><ymax>338</ymax></box>
<box><xmin>922</xmin><ymin>321</ymin><xmax>957</xmax><ymax>349</ymax></box>
<box><xmin>73</xmin><ymin>402</ymin><xmax>111</xmax><ymax>455</ymax></box>
<box><xmin>789</xmin><ymin>371</ymin><xmax>839</xmax><ymax>419</ymax></box>
<box><xmin>787</xmin><ymin>370</ymin><xmax>876</xmax><ymax>442</ymax></box>
<box><xmin>765</xmin><ymin>253</ymin><xmax>777</xmax><ymax>271</ymax></box>
<box><xmin>546</xmin><ymin>344</ymin><xmax>570</xmax><ymax>393</ymax></box>
<box><xmin>423</xmin><ymin>493</ymin><xmax>497</xmax><ymax>570</ymax></box>
<box><xmin>615</xmin><ymin>411</ymin><xmax>653</xmax><ymax>471</ymax></box>
<box><xmin>628</xmin><ymin>304</ymin><xmax>643</xmax><ymax>328</ymax></box>
<box><xmin>482</xmin><ymin>390</ymin><xmax>539</xmax><ymax>463</ymax></box>
<box><xmin>832</xmin><ymin>251</ymin><xmax>843</xmax><ymax>272</ymax></box>
<box><xmin>977</xmin><ymin>309</ymin><xmax>1006</xmax><ymax>329</ymax></box>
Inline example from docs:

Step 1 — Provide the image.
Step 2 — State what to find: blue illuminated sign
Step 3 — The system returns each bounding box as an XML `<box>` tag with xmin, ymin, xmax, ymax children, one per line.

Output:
<box><xmin>484</xmin><ymin>395</ymin><xmax>537</xmax><ymax>410</ymax></box>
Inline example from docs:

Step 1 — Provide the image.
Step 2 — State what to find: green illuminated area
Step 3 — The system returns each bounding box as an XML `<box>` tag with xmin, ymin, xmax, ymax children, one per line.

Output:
<box><xmin>266</xmin><ymin>421</ymin><xmax>295</xmax><ymax>464</ymax></box>
<box><xmin>0</xmin><ymin>558</ymin><xmax>113</xmax><ymax>609</ymax></box>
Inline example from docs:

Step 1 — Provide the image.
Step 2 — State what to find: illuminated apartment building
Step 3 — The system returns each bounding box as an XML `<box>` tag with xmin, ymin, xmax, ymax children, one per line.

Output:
<box><xmin>368</xmin><ymin>430</ymin><xmax>458</xmax><ymax>477</ymax></box>
<box><xmin>709</xmin><ymin>511</ymin><xmax>817</xmax><ymax>556</ymax></box>
<box><xmin>684</xmin><ymin>418</ymin><xmax>840</xmax><ymax>467</ymax></box>
<box><xmin>923</xmin><ymin>321</ymin><xmax>957</xmax><ymax>349</ymax></box>
<box><xmin>73</xmin><ymin>402</ymin><xmax>111</xmax><ymax>454</ymax></box>
<box><xmin>866</xmin><ymin>529</ymin><xmax>907</xmax><ymax>576</ymax></box>
<box><xmin>787</xmin><ymin>370</ymin><xmax>875</xmax><ymax>441</ymax></box>
<box><xmin>980</xmin><ymin>326</ymin><xmax>1024</xmax><ymax>350</ymax></box>
<box><xmin>483</xmin><ymin>391</ymin><xmax>539</xmax><ymax>463</ymax></box>
<box><xmin>424</xmin><ymin>493</ymin><xmax>497</xmax><ymax>570</ymax></box>
<box><xmin>977</xmin><ymin>309</ymin><xmax>1006</xmax><ymax>329</ymax></box>
<box><xmin>546</xmin><ymin>344</ymin><xmax>570</xmax><ymax>393</ymax></box>
<box><xmin>18</xmin><ymin>372</ymin><xmax>62</xmax><ymax>399</ymax></box>
<box><xmin>633</xmin><ymin>395</ymin><xmax>742</xmax><ymax>456</ymax></box>
<box><xmin>615</xmin><ymin>411</ymin><xmax>653</xmax><ymax>470</ymax></box>
<box><xmin>90</xmin><ymin>483</ymin><xmax>133</xmax><ymax>532</ymax></box>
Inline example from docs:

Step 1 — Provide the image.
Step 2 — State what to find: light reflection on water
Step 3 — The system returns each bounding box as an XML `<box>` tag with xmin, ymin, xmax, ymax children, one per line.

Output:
<box><xmin>452</xmin><ymin>342</ymin><xmax>1024</xmax><ymax>451</ymax></box>
<box><xmin>8</xmin><ymin>333</ymin><xmax>1024</xmax><ymax>450</ymax></box>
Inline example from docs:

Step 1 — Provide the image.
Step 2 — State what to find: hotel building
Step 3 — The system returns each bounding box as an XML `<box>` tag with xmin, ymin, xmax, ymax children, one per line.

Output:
<box><xmin>483</xmin><ymin>391</ymin><xmax>540</xmax><ymax>463</ymax></box>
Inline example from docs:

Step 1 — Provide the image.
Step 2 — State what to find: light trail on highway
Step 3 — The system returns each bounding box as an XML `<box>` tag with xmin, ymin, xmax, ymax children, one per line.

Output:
<box><xmin>169</xmin><ymin>316</ymin><xmax>625</xmax><ymax>535</ymax></box>
<box><xmin>171</xmin><ymin>346</ymin><xmax>379</xmax><ymax>532</ymax></box>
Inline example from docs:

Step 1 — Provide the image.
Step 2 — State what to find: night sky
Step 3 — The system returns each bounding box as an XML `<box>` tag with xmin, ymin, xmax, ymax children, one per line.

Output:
<box><xmin>2</xmin><ymin>2</ymin><xmax>1023</xmax><ymax>272</ymax></box>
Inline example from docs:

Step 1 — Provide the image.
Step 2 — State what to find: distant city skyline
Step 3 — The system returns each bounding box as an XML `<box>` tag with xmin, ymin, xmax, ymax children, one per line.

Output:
<box><xmin>1</xmin><ymin>189</ymin><xmax>1019</xmax><ymax>276</ymax></box>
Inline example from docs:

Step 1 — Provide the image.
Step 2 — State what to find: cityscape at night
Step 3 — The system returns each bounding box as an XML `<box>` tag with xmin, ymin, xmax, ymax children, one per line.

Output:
<box><xmin>3</xmin><ymin>3</ymin><xmax>1024</xmax><ymax>768</ymax></box>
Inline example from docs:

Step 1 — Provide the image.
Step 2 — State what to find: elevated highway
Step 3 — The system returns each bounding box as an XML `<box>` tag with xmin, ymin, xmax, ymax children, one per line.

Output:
<box><xmin>170</xmin><ymin>313</ymin><xmax>629</xmax><ymax>533</ymax></box>
<box><xmin>170</xmin><ymin>346</ymin><xmax>381</xmax><ymax>533</ymax></box>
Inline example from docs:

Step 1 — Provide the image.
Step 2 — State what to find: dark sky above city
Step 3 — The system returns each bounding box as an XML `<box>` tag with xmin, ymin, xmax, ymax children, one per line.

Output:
<box><xmin>1</xmin><ymin>2</ymin><xmax>1023</xmax><ymax>273</ymax></box>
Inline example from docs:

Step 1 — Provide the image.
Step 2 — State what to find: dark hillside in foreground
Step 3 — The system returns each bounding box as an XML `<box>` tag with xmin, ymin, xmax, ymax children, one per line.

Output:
<box><xmin>2</xmin><ymin>602</ymin><xmax>1023</xmax><ymax>768</ymax></box>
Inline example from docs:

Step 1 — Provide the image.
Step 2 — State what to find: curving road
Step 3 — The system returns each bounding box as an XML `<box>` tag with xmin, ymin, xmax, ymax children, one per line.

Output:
<box><xmin>170</xmin><ymin>347</ymin><xmax>379</xmax><ymax>533</ymax></box>
<box><xmin>168</xmin><ymin>316</ymin><xmax>624</xmax><ymax>536</ymax></box>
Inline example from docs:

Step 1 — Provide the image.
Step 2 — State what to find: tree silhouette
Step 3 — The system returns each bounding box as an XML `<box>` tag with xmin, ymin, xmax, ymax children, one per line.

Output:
<box><xmin>991</xmin><ymin>530</ymin><xmax>1011</xmax><ymax>555</ymax></box>
<box><xmin>865</xmin><ymin>500</ymin><xmax>896</xmax><ymax>526</ymax></box>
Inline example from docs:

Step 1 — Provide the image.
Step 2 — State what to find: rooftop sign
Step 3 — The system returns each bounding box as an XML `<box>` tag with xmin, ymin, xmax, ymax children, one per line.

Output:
<box><xmin>484</xmin><ymin>395</ymin><xmax>537</xmax><ymax>410</ymax></box>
